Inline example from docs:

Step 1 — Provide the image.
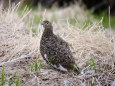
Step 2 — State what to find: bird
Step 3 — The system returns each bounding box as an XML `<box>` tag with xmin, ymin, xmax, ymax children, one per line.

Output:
<box><xmin>40</xmin><ymin>20</ymin><xmax>80</xmax><ymax>74</ymax></box>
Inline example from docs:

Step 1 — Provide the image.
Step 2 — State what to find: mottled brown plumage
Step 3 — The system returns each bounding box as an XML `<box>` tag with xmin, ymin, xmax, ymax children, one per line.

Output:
<box><xmin>40</xmin><ymin>20</ymin><xmax>80</xmax><ymax>74</ymax></box>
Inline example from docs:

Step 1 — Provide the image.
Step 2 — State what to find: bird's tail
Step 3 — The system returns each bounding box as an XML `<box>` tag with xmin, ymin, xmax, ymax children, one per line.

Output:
<box><xmin>73</xmin><ymin>64</ymin><xmax>80</xmax><ymax>74</ymax></box>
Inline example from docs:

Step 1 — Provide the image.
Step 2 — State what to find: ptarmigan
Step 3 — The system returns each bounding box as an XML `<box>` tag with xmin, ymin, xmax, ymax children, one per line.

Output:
<box><xmin>40</xmin><ymin>20</ymin><xmax>80</xmax><ymax>74</ymax></box>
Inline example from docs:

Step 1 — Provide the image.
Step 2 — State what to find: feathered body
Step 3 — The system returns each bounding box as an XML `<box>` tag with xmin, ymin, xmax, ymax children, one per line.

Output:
<box><xmin>40</xmin><ymin>20</ymin><xmax>80</xmax><ymax>74</ymax></box>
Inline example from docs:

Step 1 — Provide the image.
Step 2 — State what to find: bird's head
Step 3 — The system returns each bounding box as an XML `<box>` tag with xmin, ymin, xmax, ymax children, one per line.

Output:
<box><xmin>41</xmin><ymin>20</ymin><xmax>52</xmax><ymax>29</ymax></box>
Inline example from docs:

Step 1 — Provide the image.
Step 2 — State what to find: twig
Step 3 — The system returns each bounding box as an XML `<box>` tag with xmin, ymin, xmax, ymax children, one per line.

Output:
<box><xmin>0</xmin><ymin>54</ymin><xmax>32</xmax><ymax>67</ymax></box>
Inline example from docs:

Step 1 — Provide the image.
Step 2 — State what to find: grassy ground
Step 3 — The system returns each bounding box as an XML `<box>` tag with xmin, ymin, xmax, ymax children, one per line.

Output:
<box><xmin>0</xmin><ymin>4</ymin><xmax>115</xmax><ymax>86</ymax></box>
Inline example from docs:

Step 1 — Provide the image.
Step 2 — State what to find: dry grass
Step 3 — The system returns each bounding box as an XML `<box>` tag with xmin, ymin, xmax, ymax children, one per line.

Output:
<box><xmin>0</xmin><ymin>4</ymin><xmax>115</xmax><ymax>86</ymax></box>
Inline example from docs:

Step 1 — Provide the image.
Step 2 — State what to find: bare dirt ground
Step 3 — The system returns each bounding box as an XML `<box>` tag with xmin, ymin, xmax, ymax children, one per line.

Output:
<box><xmin>0</xmin><ymin>4</ymin><xmax>115</xmax><ymax>86</ymax></box>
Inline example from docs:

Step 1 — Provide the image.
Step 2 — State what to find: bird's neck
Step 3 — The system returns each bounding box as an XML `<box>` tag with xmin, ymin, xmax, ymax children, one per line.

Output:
<box><xmin>43</xmin><ymin>28</ymin><xmax>53</xmax><ymax>37</ymax></box>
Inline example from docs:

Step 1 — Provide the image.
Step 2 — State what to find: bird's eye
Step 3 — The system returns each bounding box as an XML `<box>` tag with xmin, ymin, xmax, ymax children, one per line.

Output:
<box><xmin>46</xmin><ymin>22</ymin><xmax>48</xmax><ymax>24</ymax></box>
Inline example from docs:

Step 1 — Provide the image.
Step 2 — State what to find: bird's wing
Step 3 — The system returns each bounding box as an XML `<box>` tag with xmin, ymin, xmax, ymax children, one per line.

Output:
<box><xmin>51</xmin><ymin>35</ymin><xmax>75</xmax><ymax>65</ymax></box>
<box><xmin>41</xmin><ymin>35</ymin><xmax>75</xmax><ymax>71</ymax></box>
<box><xmin>57</xmin><ymin>38</ymin><xmax>75</xmax><ymax>62</ymax></box>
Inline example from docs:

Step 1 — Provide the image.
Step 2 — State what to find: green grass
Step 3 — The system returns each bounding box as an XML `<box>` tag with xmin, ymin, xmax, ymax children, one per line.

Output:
<box><xmin>0</xmin><ymin>67</ymin><xmax>22</xmax><ymax>86</ymax></box>
<box><xmin>18</xmin><ymin>2</ymin><xmax>33</xmax><ymax>11</ymax></box>
<box><xmin>9</xmin><ymin>72</ymin><xmax>17</xmax><ymax>86</ymax></box>
<box><xmin>30</xmin><ymin>59</ymin><xmax>42</xmax><ymax>72</ymax></box>
<box><xmin>0</xmin><ymin>66</ymin><xmax>6</xmax><ymax>86</ymax></box>
<box><xmin>9</xmin><ymin>73</ymin><xmax>22</xmax><ymax>86</ymax></box>
<box><xmin>15</xmin><ymin>77</ymin><xmax>22</xmax><ymax>86</ymax></box>
<box><xmin>31</xmin><ymin>15</ymin><xmax>42</xmax><ymax>35</ymax></box>
<box><xmin>94</xmin><ymin>12</ymin><xmax>115</xmax><ymax>29</ymax></box>
<box><xmin>85</xmin><ymin>56</ymin><xmax>98</xmax><ymax>72</ymax></box>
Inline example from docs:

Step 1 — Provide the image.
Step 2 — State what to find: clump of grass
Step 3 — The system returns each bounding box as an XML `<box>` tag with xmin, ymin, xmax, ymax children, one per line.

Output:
<box><xmin>73</xmin><ymin>64</ymin><xmax>81</xmax><ymax>74</ymax></box>
<box><xmin>9</xmin><ymin>72</ymin><xmax>18</xmax><ymax>86</ymax></box>
<box><xmin>0</xmin><ymin>66</ymin><xmax>22</xmax><ymax>86</ymax></box>
<box><xmin>9</xmin><ymin>75</ymin><xmax>22</xmax><ymax>86</ymax></box>
<box><xmin>0</xmin><ymin>66</ymin><xmax>6</xmax><ymax>86</ymax></box>
<box><xmin>30</xmin><ymin>59</ymin><xmax>42</xmax><ymax>72</ymax></box>
<box><xmin>49</xmin><ymin>57</ymin><xmax>54</xmax><ymax>65</ymax></box>
<box><xmin>85</xmin><ymin>56</ymin><xmax>98</xmax><ymax>72</ymax></box>
<box><xmin>15</xmin><ymin>77</ymin><xmax>22</xmax><ymax>86</ymax></box>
